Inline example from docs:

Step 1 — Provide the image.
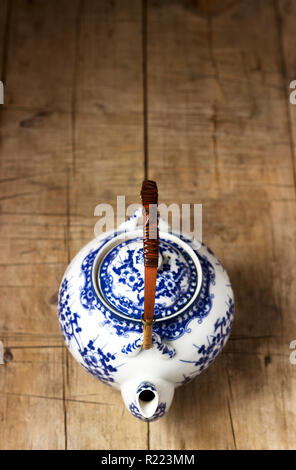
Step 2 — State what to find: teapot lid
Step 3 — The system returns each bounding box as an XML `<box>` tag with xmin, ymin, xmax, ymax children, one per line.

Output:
<box><xmin>92</xmin><ymin>231</ymin><xmax>202</xmax><ymax>322</ymax></box>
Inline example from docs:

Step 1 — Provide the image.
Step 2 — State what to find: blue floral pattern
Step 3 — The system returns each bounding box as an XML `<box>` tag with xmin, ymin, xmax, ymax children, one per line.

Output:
<box><xmin>77</xmin><ymin>234</ymin><xmax>216</xmax><ymax>341</ymax></box>
<box><xmin>178</xmin><ymin>297</ymin><xmax>234</xmax><ymax>383</ymax></box>
<box><xmin>57</xmin><ymin>224</ymin><xmax>234</xmax><ymax>419</ymax></box>
<box><xmin>120</xmin><ymin>332</ymin><xmax>176</xmax><ymax>359</ymax></box>
<box><xmin>129</xmin><ymin>402</ymin><xmax>167</xmax><ymax>422</ymax></box>
<box><xmin>136</xmin><ymin>382</ymin><xmax>156</xmax><ymax>394</ymax></box>
<box><xmin>58</xmin><ymin>278</ymin><xmax>123</xmax><ymax>384</ymax></box>
<box><xmin>99</xmin><ymin>238</ymin><xmax>197</xmax><ymax>319</ymax></box>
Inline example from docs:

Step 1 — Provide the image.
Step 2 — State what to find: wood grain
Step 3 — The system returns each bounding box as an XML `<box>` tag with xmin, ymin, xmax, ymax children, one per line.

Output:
<box><xmin>65</xmin><ymin>0</ymin><xmax>146</xmax><ymax>450</ymax></box>
<box><xmin>0</xmin><ymin>0</ymin><xmax>296</xmax><ymax>450</ymax></box>
<box><xmin>0</xmin><ymin>0</ymin><xmax>75</xmax><ymax>450</ymax></box>
<box><xmin>146</xmin><ymin>0</ymin><xmax>296</xmax><ymax>449</ymax></box>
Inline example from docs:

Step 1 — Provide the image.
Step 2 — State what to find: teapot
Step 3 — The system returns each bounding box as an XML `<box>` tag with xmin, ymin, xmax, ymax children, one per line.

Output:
<box><xmin>58</xmin><ymin>181</ymin><xmax>234</xmax><ymax>421</ymax></box>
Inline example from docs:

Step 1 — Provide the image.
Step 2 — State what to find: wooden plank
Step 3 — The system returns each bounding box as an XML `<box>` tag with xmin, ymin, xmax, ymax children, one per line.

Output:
<box><xmin>66</xmin><ymin>354</ymin><xmax>148</xmax><ymax>450</ymax></box>
<box><xmin>5</xmin><ymin>0</ymin><xmax>79</xmax><ymax>110</ymax></box>
<box><xmin>0</xmin><ymin>115</ymin><xmax>71</xmax><ymax>337</ymax></box>
<box><xmin>225</xmin><ymin>337</ymin><xmax>296</xmax><ymax>449</ymax></box>
<box><xmin>0</xmin><ymin>0</ymin><xmax>78</xmax><ymax>449</ymax></box>
<box><xmin>0</xmin><ymin>343</ymin><xmax>65</xmax><ymax>449</ymax></box>
<box><xmin>276</xmin><ymin>0</ymin><xmax>296</xmax><ymax>158</ymax></box>
<box><xmin>147</xmin><ymin>0</ymin><xmax>296</xmax><ymax>449</ymax></box>
<box><xmin>0</xmin><ymin>394</ymin><xmax>65</xmax><ymax>450</ymax></box>
<box><xmin>65</xmin><ymin>0</ymin><xmax>147</xmax><ymax>449</ymax></box>
<box><xmin>152</xmin><ymin>358</ymin><xmax>236</xmax><ymax>450</ymax></box>
<box><xmin>183</xmin><ymin>0</ymin><xmax>240</xmax><ymax>17</ymax></box>
<box><xmin>0</xmin><ymin>0</ymin><xmax>9</xmax><ymax>81</ymax></box>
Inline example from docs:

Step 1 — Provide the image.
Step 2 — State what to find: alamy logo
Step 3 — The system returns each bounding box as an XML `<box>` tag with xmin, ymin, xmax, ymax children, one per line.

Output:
<box><xmin>0</xmin><ymin>81</ymin><xmax>3</xmax><ymax>104</ymax></box>
<box><xmin>94</xmin><ymin>196</ymin><xmax>202</xmax><ymax>246</ymax></box>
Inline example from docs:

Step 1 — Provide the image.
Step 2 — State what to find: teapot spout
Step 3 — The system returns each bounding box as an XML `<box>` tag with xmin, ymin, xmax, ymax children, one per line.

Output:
<box><xmin>121</xmin><ymin>378</ymin><xmax>174</xmax><ymax>422</ymax></box>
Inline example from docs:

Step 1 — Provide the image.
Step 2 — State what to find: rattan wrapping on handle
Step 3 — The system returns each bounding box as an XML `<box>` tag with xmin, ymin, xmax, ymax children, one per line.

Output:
<box><xmin>141</xmin><ymin>180</ymin><xmax>158</xmax><ymax>268</ymax></box>
<box><xmin>140</xmin><ymin>180</ymin><xmax>159</xmax><ymax>349</ymax></box>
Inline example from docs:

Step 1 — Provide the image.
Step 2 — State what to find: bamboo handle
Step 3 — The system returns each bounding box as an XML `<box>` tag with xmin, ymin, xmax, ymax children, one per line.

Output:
<box><xmin>140</xmin><ymin>180</ymin><xmax>158</xmax><ymax>349</ymax></box>
<box><xmin>142</xmin><ymin>321</ymin><xmax>154</xmax><ymax>350</ymax></box>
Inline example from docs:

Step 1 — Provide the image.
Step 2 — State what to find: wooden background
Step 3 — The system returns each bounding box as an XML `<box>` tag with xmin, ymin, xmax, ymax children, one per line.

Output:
<box><xmin>0</xmin><ymin>0</ymin><xmax>296</xmax><ymax>450</ymax></box>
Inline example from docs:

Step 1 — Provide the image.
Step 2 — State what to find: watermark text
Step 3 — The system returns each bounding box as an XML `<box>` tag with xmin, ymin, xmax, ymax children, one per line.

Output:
<box><xmin>94</xmin><ymin>196</ymin><xmax>202</xmax><ymax>246</ymax></box>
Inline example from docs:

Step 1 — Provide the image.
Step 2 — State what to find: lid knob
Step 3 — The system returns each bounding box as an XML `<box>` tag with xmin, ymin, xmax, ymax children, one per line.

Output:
<box><xmin>140</xmin><ymin>180</ymin><xmax>159</xmax><ymax>349</ymax></box>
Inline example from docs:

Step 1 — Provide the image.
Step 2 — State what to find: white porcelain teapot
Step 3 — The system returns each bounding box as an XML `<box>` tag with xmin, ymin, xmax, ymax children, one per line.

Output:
<box><xmin>58</xmin><ymin>181</ymin><xmax>234</xmax><ymax>421</ymax></box>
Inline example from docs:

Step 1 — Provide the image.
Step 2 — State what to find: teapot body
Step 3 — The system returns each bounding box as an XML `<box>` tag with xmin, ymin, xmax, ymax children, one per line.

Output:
<box><xmin>58</xmin><ymin>213</ymin><xmax>234</xmax><ymax>421</ymax></box>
